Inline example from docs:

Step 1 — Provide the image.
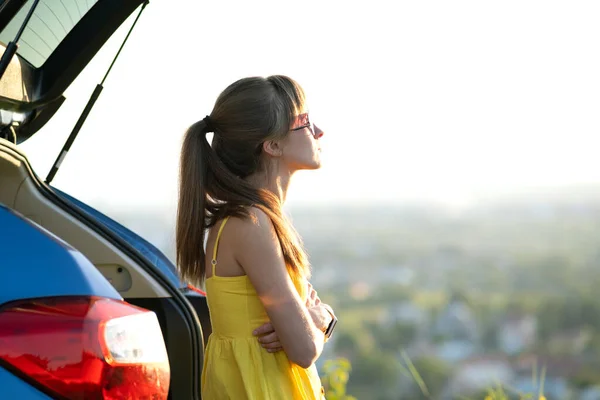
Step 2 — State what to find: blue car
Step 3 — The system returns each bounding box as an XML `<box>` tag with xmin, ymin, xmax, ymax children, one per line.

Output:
<box><xmin>0</xmin><ymin>1</ymin><xmax>210</xmax><ymax>399</ymax></box>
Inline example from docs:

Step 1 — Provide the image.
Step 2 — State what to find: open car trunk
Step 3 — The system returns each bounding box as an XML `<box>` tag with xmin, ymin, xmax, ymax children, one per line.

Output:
<box><xmin>0</xmin><ymin>2</ymin><xmax>213</xmax><ymax>396</ymax></box>
<box><xmin>0</xmin><ymin>138</ymin><xmax>205</xmax><ymax>399</ymax></box>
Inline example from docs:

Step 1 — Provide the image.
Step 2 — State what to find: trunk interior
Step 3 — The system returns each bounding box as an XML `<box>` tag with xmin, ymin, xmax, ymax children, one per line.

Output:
<box><xmin>0</xmin><ymin>137</ymin><xmax>204</xmax><ymax>400</ymax></box>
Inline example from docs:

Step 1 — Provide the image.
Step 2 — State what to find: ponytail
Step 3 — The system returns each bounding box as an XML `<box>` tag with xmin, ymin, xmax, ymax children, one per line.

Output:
<box><xmin>176</xmin><ymin>119</ymin><xmax>212</xmax><ymax>285</ymax></box>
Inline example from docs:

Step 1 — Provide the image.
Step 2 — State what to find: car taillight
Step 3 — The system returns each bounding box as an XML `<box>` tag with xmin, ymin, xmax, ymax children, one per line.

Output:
<box><xmin>0</xmin><ymin>296</ymin><xmax>170</xmax><ymax>400</ymax></box>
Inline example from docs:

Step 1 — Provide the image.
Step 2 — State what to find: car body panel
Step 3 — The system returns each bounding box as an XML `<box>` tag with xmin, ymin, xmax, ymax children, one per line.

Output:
<box><xmin>0</xmin><ymin>366</ymin><xmax>51</xmax><ymax>400</ymax></box>
<box><xmin>53</xmin><ymin>188</ymin><xmax>214</xmax><ymax>346</ymax></box>
<box><xmin>0</xmin><ymin>203</ymin><xmax>121</xmax><ymax>305</ymax></box>
<box><xmin>53</xmin><ymin>188</ymin><xmax>187</xmax><ymax>290</ymax></box>
<box><xmin>0</xmin><ymin>0</ymin><xmax>207</xmax><ymax>396</ymax></box>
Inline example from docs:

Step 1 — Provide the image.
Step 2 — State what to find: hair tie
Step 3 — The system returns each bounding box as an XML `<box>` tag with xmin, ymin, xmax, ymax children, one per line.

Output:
<box><xmin>203</xmin><ymin>115</ymin><xmax>215</xmax><ymax>133</ymax></box>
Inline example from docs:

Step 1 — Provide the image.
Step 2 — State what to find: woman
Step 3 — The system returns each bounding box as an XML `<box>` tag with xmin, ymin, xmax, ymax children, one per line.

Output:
<box><xmin>176</xmin><ymin>75</ymin><xmax>337</xmax><ymax>399</ymax></box>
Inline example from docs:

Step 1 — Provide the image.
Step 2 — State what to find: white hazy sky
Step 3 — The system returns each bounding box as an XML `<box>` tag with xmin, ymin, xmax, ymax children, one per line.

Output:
<box><xmin>19</xmin><ymin>0</ymin><xmax>600</xmax><ymax>210</ymax></box>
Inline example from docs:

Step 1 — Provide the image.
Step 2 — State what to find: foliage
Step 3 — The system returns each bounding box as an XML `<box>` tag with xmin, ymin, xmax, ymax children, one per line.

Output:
<box><xmin>348</xmin><ymin>348</ymin><xmax>404</xmax><ymax>394</ymax></box>
<box><xmin>475</xmin><ymin>387</ymin><xmax>547</xmax><ymax>400</ymax></box>
<box><xmin>321</xmin><ymin>358</ymin><xmax>357</xmax><ymax>400</ymax></box>
<box><xmin>407</xmin><ymin>355</ymin><xmax>452</xmax><ymax>398</ymax></box>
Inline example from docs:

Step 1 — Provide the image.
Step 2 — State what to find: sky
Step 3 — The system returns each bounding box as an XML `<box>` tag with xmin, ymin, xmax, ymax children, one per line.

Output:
<box><xmin>18</xmin><ymin>0</ymin><xmax>600</xmax><ymax>212</ymax></box>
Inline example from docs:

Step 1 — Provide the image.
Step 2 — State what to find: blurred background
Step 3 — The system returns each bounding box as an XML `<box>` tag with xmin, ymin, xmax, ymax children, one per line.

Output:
<box><xmin>19</xmin><ymin>0</ymin><xmax>600</xmax><ymax>398</ymax></box>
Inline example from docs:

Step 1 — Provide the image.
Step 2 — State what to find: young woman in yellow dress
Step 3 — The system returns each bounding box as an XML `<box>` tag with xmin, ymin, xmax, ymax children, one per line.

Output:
<box><xmin>176</xmin><ymin>75</ymin><xmax>337</xmax><ymax>399</ymax></box>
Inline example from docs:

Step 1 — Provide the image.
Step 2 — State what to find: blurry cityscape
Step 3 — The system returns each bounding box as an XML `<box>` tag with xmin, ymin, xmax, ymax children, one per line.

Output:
<box><xmin>107</xmin><ymin>185</ymin><xmax>600</xmax><ymax>400</ymax></box>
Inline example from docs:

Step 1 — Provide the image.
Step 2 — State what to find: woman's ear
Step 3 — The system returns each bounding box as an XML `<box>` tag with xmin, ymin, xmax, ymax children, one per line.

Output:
<box><xmin>262</xmin><ymin>140</ymin><xmax>283</xmax><ymax>157</ymax></box>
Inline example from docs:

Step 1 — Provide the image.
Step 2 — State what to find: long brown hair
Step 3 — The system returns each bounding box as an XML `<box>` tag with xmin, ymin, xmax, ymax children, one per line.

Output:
<box><xmin>176</xmin><ymin>75</ymin><xmax>310</xmax><ymax>286</ymax></box>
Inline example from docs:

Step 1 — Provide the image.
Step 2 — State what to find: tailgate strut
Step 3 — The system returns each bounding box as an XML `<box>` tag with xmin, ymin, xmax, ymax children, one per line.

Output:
<box><xmin>45</xmin><ymin>1</ymin><xmax>148</xmax><ymax>184</ymax></box>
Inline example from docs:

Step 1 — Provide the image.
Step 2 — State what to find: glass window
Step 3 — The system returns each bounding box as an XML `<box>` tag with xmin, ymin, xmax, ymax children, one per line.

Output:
<box><xmin>0</xmin><ymin>0</ymin><xmax>99</xmax><ymax>67</ymax></box>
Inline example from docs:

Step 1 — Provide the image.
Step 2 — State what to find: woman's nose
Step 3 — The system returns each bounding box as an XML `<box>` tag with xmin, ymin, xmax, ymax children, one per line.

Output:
<box><xmin>314</xmin><ymin>124</ymin><xmax>324</xmax><ymax>139</ymax></box>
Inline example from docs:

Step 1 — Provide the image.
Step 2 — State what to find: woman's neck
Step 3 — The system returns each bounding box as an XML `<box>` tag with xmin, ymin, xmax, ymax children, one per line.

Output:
<box><xmin>246</xmin><ymin>168</ymin><xmax>293</xmax><ymax>203</ymax></box>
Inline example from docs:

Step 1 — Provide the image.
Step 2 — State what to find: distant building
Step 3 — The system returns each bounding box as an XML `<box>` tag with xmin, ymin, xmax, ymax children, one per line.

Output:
<box><xmin>379</xmin><ymin>266</ymin><xmax>414</xmax><ymax>286</ymax></box>
<box><xmin>433</xmin><ymin>293</ymin><xmax>479</xmax><ymax>343</ymax></box>
<box><xmin>513</xmin><ymin>353</ymin><xmax>582</xmax><ymax>399</ymax></box>
<box><xmin>435</xmin><ymin>340</ymin><xmax>477</xmax><ymax>363</ymax></box>
<box><xmin>498</xmin><ymin>313</ymin><xmax>537</xmax><ymax>355</ymax></box>
<box><xmin>579</xmin><ymin>386</ymin><xmax>600</xmax><ymax>400</ymax></box>
<box><xmin>443</xmin><ymin>355</ymin><xmax>514</xmax><ymax>399</ymax></box>
<box><xmin>387</xmin><ymin>301</ymin><xmax>428</xmax><ymax>326</ymax></box>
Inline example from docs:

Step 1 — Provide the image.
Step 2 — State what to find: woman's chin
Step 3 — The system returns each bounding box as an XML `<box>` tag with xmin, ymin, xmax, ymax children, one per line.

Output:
<box><xmin>291</xmin><ymin>156</ymin><xmax>322</xmax><ymax>171</ymax></box>
<box><xmin>295</xmin><ymin>162</ymin><xmax>321</xmax><ymax>172</ymax></box>
<box><xmin>306</xmin><ymin>157</ymin><xmax>322</xmax><ymax>170</ymax></box>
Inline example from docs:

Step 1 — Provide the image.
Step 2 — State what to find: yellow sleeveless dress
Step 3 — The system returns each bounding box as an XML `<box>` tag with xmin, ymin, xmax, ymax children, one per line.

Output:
<box><xmin>201</xmin><ymin>217</ymin><xmax>325</xmax><ymax>400</ymax></box>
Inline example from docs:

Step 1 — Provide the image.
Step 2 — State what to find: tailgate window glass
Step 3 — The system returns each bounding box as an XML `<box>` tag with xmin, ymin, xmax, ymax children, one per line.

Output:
<box><xmin>0</xmin><ymin>0</ymin><xmax>99</xmax><ymax>67</ymax></box>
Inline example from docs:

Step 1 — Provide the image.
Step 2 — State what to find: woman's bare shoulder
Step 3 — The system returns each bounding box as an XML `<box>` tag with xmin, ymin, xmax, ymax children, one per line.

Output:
<box><xmin>226</xmin><ymin>206</ymin><xmax>279</xmax><ymax>253</ymax></box>
<box><xmin>227</xmin><ymin>206</ymin><xmax>274</xmax><ymax>234</ymax></box>
<box><xmin>228</xmin><ymin>207</ymin><xmax>285</xmax><ymax>275</ymax></box>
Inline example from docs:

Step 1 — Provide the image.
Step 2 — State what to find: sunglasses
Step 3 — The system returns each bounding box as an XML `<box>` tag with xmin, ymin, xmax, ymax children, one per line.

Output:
<box><xmin>290</xmin><ymin>113</ymin><xmax>320</xmax><ymax>139</ymax></box>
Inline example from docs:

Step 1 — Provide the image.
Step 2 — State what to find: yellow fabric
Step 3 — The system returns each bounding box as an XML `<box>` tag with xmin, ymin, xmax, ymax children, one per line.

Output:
<box><xmin>201</xmin><ymin>218</ymin><xmax>325</xmax><ymax>400</ymax></box>
<box><xmin>212</xmin><ymin>216</ymin><xmax>230</xmax><ymax>269</ymax></box>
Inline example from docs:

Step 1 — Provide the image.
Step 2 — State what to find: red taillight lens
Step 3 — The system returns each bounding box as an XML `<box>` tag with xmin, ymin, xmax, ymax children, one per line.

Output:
<box><xmin>0</xmin><ymin>296</ymin><xmax>170</xmax><ymax>400</ymax></box>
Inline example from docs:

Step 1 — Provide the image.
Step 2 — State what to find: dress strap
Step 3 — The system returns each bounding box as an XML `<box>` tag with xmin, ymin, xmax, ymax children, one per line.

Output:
<box><xmin>211</xmin><ymin>217</ymin><xmax>230</xmax><ymax>277</ymax></box>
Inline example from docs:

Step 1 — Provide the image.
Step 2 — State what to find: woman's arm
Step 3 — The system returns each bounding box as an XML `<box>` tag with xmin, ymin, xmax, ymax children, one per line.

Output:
<box><xmin>231</xmin><ymin>208</ymin><xmax>325</xmax><ymax>368</ymax></box>
<box><xmin>254</xmin><ymin>284</ymin><xmax>335</xmax><ymax>353</ymax></box>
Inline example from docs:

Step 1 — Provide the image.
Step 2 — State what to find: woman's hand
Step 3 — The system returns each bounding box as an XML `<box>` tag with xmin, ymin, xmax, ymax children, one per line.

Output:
<box><xmin>253</xmin><ymin>322</ymin><xmax>283</xmax><ymax>353</ymax></box>
<box><xmin>305</xmin><ymin>282</ymin><xmax>333</xmax><ymax>332</ymax></box>
<box><xmin>308</xmin><ymin>304</ymin><xmax>334</xmax><ymax>332</ymax></box>
<box><xmin>305</xmin><ymin>282</ymin><xmax>321</xmax><ymax>308</ymax></box>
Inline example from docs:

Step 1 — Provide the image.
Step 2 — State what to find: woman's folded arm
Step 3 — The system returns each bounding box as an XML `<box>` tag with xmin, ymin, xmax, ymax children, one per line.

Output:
<box><xmin>231</xmin><ymin>208</ymin><xmax>325</xmax><ymax>368</ymax></box>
